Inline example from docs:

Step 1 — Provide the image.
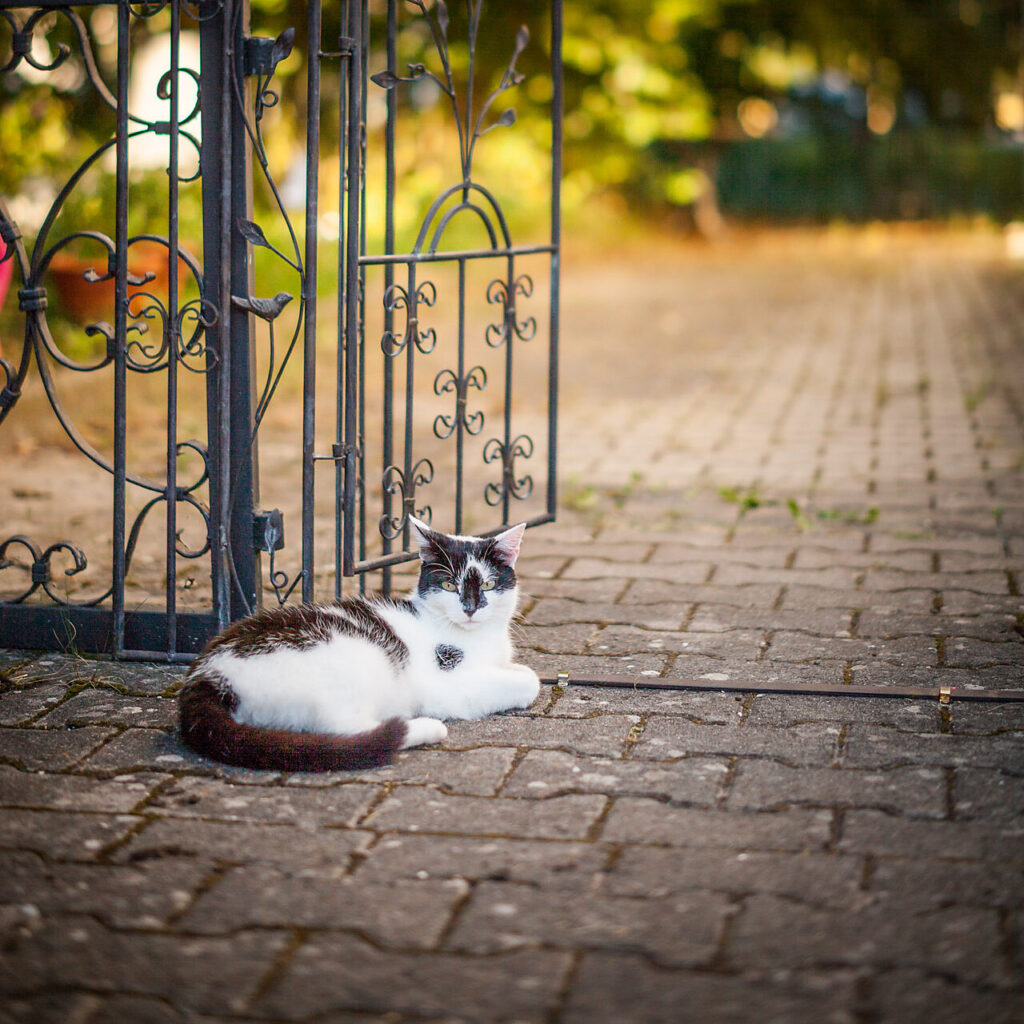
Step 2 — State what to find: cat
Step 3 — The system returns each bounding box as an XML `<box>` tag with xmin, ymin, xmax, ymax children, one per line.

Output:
<box><xmin>178</xmin><ymin>517</ymin><xmax>540</xmax><ymax>771</ymax></box>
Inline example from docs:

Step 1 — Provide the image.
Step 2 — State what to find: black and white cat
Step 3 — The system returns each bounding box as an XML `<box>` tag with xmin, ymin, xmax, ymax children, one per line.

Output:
<box><xmin>179</xmin><ymin>517</ymin><xmax>540</xmax><ymax>771</ymax></box>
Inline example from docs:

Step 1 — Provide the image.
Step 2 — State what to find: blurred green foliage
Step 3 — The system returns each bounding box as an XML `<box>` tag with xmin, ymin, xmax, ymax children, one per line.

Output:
<box><xmin>1</xmin><ymin>0</ymin><xmax>1022</xmax><ymax>251</ymax></box>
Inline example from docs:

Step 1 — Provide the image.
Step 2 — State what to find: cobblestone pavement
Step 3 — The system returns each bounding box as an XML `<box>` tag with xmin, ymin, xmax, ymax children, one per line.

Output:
<box><xmin>2</xmin><ymin>229</ymin><xmax>1023</xmax><ymax>1023</ymax></box>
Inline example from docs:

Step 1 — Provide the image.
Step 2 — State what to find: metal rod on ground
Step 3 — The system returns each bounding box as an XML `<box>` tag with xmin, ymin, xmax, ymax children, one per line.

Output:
<box><xmin>540</xmin><ymin>674</ymin><xmax>1024</xmax><ymax>703</ymax></box>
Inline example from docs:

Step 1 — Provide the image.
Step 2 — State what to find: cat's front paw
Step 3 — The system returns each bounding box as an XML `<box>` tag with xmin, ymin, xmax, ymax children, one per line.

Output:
<box><xmin>506</xmin><ymin>665</ymin><xmax>541</xmax><ymax>708</ymax></box>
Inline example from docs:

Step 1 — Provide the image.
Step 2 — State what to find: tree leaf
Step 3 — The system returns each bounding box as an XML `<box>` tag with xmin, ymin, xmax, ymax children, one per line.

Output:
<box><xmin>496</xmin><ymin>108</ymin><xmax>517</xmax><ymax>127</ymax></box>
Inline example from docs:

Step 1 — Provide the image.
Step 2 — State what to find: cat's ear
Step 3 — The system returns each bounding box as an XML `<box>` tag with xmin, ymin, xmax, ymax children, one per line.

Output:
<box><xmin>408</xmin><ymin>516</ymin><xmax>441</xmax><ymax>561</ymax></box>
<box><xmin>490</xmin><ymin>522</ymin><xmax>526</xmax><ymax>567</ymax></box>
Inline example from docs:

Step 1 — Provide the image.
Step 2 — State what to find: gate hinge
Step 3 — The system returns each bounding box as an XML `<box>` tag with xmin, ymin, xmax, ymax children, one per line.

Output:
<box><xmin>253</xmin><ymin>508</ymin><xmax>285</xmax><ymax>553</ymax></box>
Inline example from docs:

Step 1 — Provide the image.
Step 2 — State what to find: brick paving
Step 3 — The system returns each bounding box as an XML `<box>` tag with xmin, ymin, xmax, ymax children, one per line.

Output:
<box><xmin>2</xmin><ymin>228</ymin><xmax>1024</xmax><ymax>1022</ymax></box>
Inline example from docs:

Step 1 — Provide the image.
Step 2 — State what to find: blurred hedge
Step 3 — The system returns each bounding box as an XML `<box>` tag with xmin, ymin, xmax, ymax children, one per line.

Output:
<box><xmin>715</xmin><ymin>131</ymin><xmax>1024</xmax><ymax>222</ymax></box>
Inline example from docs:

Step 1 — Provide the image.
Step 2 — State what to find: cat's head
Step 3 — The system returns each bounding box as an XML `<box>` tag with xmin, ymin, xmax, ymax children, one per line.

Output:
<box><xmin>409</xmin><ymin>517</ymin><xmax>525</xmax><ymax>629</ymax></box>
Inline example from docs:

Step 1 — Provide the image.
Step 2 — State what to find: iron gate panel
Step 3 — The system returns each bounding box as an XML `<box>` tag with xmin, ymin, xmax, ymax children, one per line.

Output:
<box><xmin>0</xmin><ymin>0</ymin><xmax>562</xmax><ymax>660</ymax></box>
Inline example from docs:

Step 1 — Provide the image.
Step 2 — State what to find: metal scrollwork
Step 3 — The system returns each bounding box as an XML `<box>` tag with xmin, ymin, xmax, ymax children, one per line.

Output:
<box><xmin>379</xmin><ymin>461</ymin><xmax>434</xmax><ymax>540</ymax></box>
<box><xmin>433</xmin><ymin>366</ymin><xmax>486</xmax><ymax>439</ymax></box>
<box><xmin>0</xmin><ymin>536</ymin><xmax>88</xmax><ymax>605</ymax></box>
<box><xmin>381</xmin><ymin>280</ymin><xmax>437</xmax><ymax>357</ymax></box>
<box><xmin>485</xmin><ymin>273</ymin><xmax>536</xmax><ymax>348</ymax></box>
<box><xmin>483</xmin><ymin>434</ymin><xmax>534</xmax><ymax>507</ymax></box>
<box><xmin>371</xmin><ymin>0</ymin><xmax>528</xmax><ymax>183</ymax></box>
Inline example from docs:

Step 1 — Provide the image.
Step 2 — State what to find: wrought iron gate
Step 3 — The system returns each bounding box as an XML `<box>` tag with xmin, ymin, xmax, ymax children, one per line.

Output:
<box><xmin>0</xmin><ymin>0</ymin><xmax>562</xmax><ymax>660</ymax></box>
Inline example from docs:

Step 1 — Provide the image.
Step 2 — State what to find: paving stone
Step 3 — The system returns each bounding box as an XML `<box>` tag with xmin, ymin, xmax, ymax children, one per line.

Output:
<box><xmin>625</xmin><ymin>579</ymin><xmax>780</xmax><ymax>607</ymax></box>
<box><xmin>561</xmin><ymin>557</ymin><xmax>713</xmax><ymax>583</ymax></box>
<box><xmin>868</xmin><ymin>970</ymin><xmax>1024</xmax><ymax>1024</ymax></box>
<box><xmin>728</xmin><ymin>760</ymin><xmax>946</xmax><ymax>817</ymax></box>
<box><xmin>179</xmin><ymin>864</ymin><xmax>467</xmax><ymax>946</ymax></box>
<box><xmin>0</xmin><ymin>683</ymin><xmax>68</xmax><ymax>725</ymax></box>
<box><xmin>0</xmin><ymin>765</ymin><xmax>163</xmax><ymax>813</ymax></box>
<box><xmin>1</xmin><ymin>654</ymin><xmax>123</xmax><ymax>689</ymax></box>
<box><xmin>0</xmin><ymin>915</ymin><xmax>288</xmax><ymax>1014</ymax></box>
<box><xmin>445</xmin><ymin>879</ymin><xmax>728</xmax><ymax>965</ymax></box>
<box><xmin>0</xmin><ymin>809</ymin><xmax>144</xmax><ymax>860</ymax></box>
<box><xmin>561</xmin><ymin>953</ymin><xmax>859</xmax><ymax>1024</ymax></box>
<box><xmin>114</xmin><ymin>817</ymin><xmax>374</xmax><ymax>869</ymax></box>
<box><xmin>365</xmin><ymin>791</ymin><xmax>607</xmax><ymax>840</ymax></box>
<box><xmin>605</xmin><ymin>846</ymin><xmax>862</xmax><ymax>908</ymax></box>
<box><xmin>145</xmin><ymin>776</ymin><xmax>381</xmax><ymax>828</ymax></box>
<box><xmin>838</xmin><ymin>809</ymin><xmax>1024</xmax><ymax>861</ymax></box>
<box><xmin>524</xmin><ymin>597</ymin><xmax>689</xmax><ymax>630</ymax></box>
<box><xmin>689</xmin><ymin>605</ymin><xmax>854</xmax><ymax>635</ymax></box>
<box><xmin>953</xmin><ymin>767</ymin><xmax>1024</xmax><ymax>822</ymax></box>
<box><xmin>727</xmin><ymin>893</ymin><xmax>1010</xmax><ymax>986</ymax></box>
<box><xmin>843</xmin><ymin>725</ymin><xmax>1024</xmax><ymax>769</ymax></box>
<box><xmin>746</xmin><ymin>693</ymin><xmax>942</xmax><ymax>729</ymax></box>
<box><xmin>0</xmin><ymin>849</ymin><xmax>210</xmax><ymax>929</ymax></box>
<box><xmin>0</xmin><ymin>726</ymin><xmax>119</xmax><ymax>770</ymax></box>
<box><xmin>38</xmin><ymin>691</ymin><xmax>177</xmax><ymax>729</ymax></box>
<box><xmin>945</xmin><ymin>636</ymin><xmax>1024</xmax><ymax>670</ymax></box>
<box><xmin>947</xmin><ymin>700</ymin><xmax>1024</xmax><ymax>734</ymax></box>
<box><xmin>284</xmin><ymin>746</ymin><xmax>518</xmax><ymax>796</ymax></box>
<box><xmin>866</xmin><ymin>856</ymin><xmax>1024</xmax><ymax>908</ymax></box>
<box><xmin>601</xmin><ymin>798</ymin><xmax>832</xmax><ymax>851</ymax></box>
<box><xmin>548</xmin><ymin>684</ymin><xmax>744</xmax><ymax>721</ymax></box>
<box><xmin>444</xmin><ymin>712</ymin><xmax>638</xmax><ymax>756</ymax></box>
<box><xmin>593</xmin><ymin>625</ymin><xmax>766</xmax><ymax>662</ymax></box>
<box><xmin>252</xmin><ymin>932</ymin><xmax>571</xmax><ymax>1020</ymax></box>
<box><xmin>630</xmin><ymin>718</ymin><xmax>840</xmax><ymax>766</ymax></box>
<box><xmin>865</xmin><ymin>569</ymin><xmax>1009</xmax><ymax>594</ymax></box>
<box><xmin>523</xmin><ymin>650</ymin><xmax>671</xmax><ymax>679</ymax></box>
<box><xmin>354</xmin><ymin>832</ymin><xmax>609</xmax><ymax>890</ymax></box>
<box><xmin>502</xmin><ymin>749</ymin><xmax>729</xmax><ymax>804</ymax></box>
<box><xmin>516</xmin><ymin>621</ymin><xmax>601</xmax><ymax>653</ymax></box>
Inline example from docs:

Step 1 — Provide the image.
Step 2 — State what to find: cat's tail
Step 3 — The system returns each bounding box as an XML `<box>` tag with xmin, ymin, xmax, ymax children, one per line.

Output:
<box><xmin>178</xmin><ymin>675</ymin><xmax>407</xmax><ymax>772</ymax></box>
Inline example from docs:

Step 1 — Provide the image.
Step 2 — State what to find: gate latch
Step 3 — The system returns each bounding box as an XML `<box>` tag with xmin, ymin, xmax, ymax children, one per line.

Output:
<box><xmin>253</xmin><ymin>509</ymin><xmax>285</xmax><ymax>553</ymax></box>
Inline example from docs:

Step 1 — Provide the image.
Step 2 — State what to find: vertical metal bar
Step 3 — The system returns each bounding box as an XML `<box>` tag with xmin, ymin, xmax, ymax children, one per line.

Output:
<box><xmin>335</xmin><ymin>0</ymin><xmax>349</xmax><ymax>596</ymax></box>
<box><xmin>357</xmin><ymin>0</ymin><xmax>370</xmax><ymax>592</ymax></box>
<box><xmin>401</xmin><ymin>261</ymin><xmax>416</xmax><ymax>549</ymax></box>
<box><xmin>547</xmin><ymin>0</ymin><xmax>563</xmax><ymax>520</ymax></box>
<box><xmin>165</xmin><ymin>0</ymin><xmax>181</xmax><ymax>656</ymax></box>
<box><xmin>341</xmin><ymin>0</ymin><xmax>363</xmax><ymax>576</ymax></box>
<box><xmin>380</xmin><ymin>0</ymin><xmax>397</xmax><ymax>592</ymax></box>
<box><xmin>302</xmin><ymin>0</ymin><xmax>322</xmax><ymax>604</ymax></box>
<box><xmin>454</xmin><ymin>257</ymin><xmax>466</xmax><ymax>531</ymax></box>
<box><xmin>502</xmin><ymin>254</ymin><xmax>514</xmax><ymax>525</ymax></box>
<box><xmin>111</xmin><ymin>0</ymin><xmax>130</xmax><ymax>656</ymax></box>
<box><xmin>227</xmin><ymin>0</ymin><xmax>260</xmax><ymax>619</ymax></box>
<box><xmin>199</xmin><ymin>3</ymin><xmax>230</xmax><ymax>631</ymax></box>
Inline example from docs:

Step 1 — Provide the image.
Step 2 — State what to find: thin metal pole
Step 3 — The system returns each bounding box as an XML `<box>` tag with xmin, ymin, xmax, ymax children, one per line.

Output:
<box><xmin>341</xmin><ymin>0</ymin><xmax>363</xmax><ymax>576</ymax></box>
<box><xmin>454</xmin><ymin>257</ymin><xmax>466</xmax><ymax>531</ymax></box>
<box><xmin>380</xmin><ymin>0</ymin><xmax>397</xmax><ymax>592</ymax></box>
<box><xmin>112</xmin><ymin>0</ymin><xmax>130</xmax><ymax>655</ymax></box>
<box><xmin>165</xmin><ymin>0</ymin><xmax>181</xmax><ymax>656</ymax></box>
<box><xmin>547</xmin><ymin>0</ymin><xmax>562</xmax><ymax>521</ymax></box>
<box><xmin>540</xmin><ymin>674</ymin><xmax>1024</xmax><ymax>704</ymax></box>
<box><xmin>302</xmin><ymin>0</ymin><xmax>322</xmax><ymax>603</ymax></box>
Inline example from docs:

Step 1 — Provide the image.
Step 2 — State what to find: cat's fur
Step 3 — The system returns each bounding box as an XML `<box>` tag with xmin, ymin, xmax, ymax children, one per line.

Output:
<box><xmin>178</xmin><ymin>517</ymin><xmax>540</xmax><ymax>771</ymax></box>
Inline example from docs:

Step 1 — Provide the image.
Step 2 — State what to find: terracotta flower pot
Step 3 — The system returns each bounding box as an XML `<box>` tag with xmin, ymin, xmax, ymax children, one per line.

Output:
<box><xmin>48</xmin><ymin>241</ymin><xmax>194</xmax><ymax>322</ymax></box>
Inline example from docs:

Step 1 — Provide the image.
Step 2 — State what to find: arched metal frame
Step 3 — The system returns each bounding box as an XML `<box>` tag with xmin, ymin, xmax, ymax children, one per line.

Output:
<box><xmin>0</xmin><ymin>0</ymin><xmax>562</xmax><ymax>660</ymax></box>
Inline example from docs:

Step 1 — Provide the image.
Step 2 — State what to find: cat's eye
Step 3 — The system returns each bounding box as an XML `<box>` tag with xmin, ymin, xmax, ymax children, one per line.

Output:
<box><xmin>482</xmin><ymin>580</ymin><xmax>496</xmax><ymax>591</ymax></box>
<box><xmin>440</xmin><ymin>580</ymin><xmax>457</xmax><ymax>592</ymax></box>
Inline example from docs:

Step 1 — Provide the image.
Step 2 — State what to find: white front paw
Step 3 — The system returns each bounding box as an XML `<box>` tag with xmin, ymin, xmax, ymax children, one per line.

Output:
<box><xmin>508</xmin><ymin>666</ymin><xmax>541</xmax><ymax>707</ymax></box>
<box><xmin>403</xmin><ymin>717</ymin><xmax>449</xmax><ymax>748</ymax></box>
